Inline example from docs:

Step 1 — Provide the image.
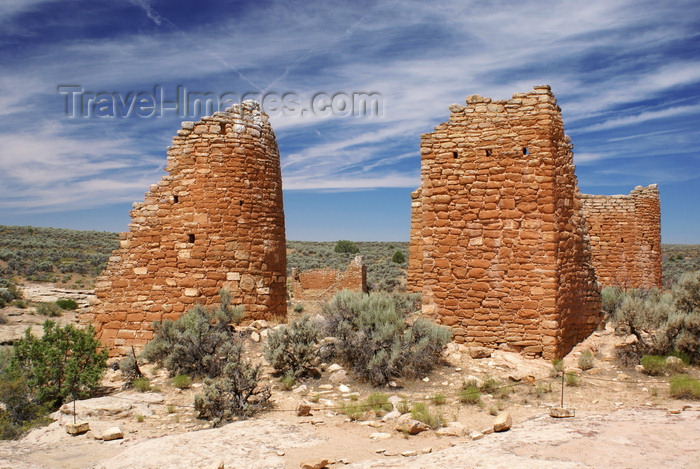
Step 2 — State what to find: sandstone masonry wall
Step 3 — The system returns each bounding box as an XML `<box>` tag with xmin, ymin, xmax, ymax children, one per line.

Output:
<box><xmin>291</xmin><ymin>256</ymin><xmax>367</xmax><ymax>300</ymax></box>
<box><xmin>408</xmin><ymin>86</ymin><xmax>601</xmax><ymax>359</ymax></box>
<box><xmin>579</xmin><ymin>185</ymin><xmax>662</xmax><ymax>289</ymax></box>
<box><xmin>83</xmin><ymin>102</ymin><xmax>286</xmax><ymax>356</ymax></box>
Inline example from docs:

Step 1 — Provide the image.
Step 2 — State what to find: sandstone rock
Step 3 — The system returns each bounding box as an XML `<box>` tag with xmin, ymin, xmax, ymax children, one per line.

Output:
<box><xmin>421</xmin><ymin>447</ymin><xmax>433</xmax><ymax>454</ymax></box>
<box><xmin>292</xmin><ymin>385</ymin><xmax>309</xmax><ymax>395</ymax></box>
<box><xmin>250</xmin><ymin>331</ymin><xmax>260</xmax><ymax>343</ymax></box>
<box><xmin>381</xmin><ymin>410</ymin><xmax>401</xmax><ymax>422</ymax></box>
<box><xmin>101</xmin><ymin>427</ymin><xmax>124</xmax><ymax>441</ymax></box>
<box><xmin>297</xmin><ymin>400</ymin><xmax>312</xmax><ymax>417</ymax></box>
<box><xmin>338</xmin><ymin>384</ymin><xmax>350</xmax><ymax>393</ymax></box>
<box><xmin>300</xmin><ymin>459</ymin><xmax>328</xmax><ymax>469</ymax></box>
<box><xmin>448</xmin><ymin>103</ymin><xmax>465</xmax><ymax>113</ymax></box>
<box><xmin>318</xmin><ymin>384</ymin><xmax>333</xmax><ymax>390</ymax></box>
<box><xmin>329</xmin><ymin>370</ymin><xmax>348</xmax><ymax>384</ymax></box>
<box><xmin>369</xmin><ymin>432</ymin><xmax>391</xmax><ymax>440</ymax></box>
<box><xmin>493</xmin><ymin>412</ymin><xmax>512</xmax><ymax>432</ymax></box>
<box><xmin>396</xmin><ymin>419</ymin><xmax>430</xmax><ymax>435</ymax></box>
<box><xmin>469</xmin><ymin>430</ymin><xmax>484</xmax><ymax>440</ymax></box>
<box><xmin>666</xmin><ymin>356</ymin><xmax>683</xmax><ymax>369</ymax></box>
<box><xmin>65</xmin><ymin>421</ymin><xmax>90</xmax><ymax>435</ymax></box>
<box><xmin>402</xmin><ymin>450</ymin><xmax>418</xmax><ymax>457</ymax></box>
<box><xmin>469</xmin><ymin>347</ymin><xmax>493</xmax><ymax>359</ymax></box>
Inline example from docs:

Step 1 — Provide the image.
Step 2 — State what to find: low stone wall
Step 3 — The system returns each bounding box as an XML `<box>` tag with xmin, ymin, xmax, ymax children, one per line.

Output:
<box><xmin>291</xmin><ymin>256</ymin><xmax>367</xmax><ymax>301</ymax></box>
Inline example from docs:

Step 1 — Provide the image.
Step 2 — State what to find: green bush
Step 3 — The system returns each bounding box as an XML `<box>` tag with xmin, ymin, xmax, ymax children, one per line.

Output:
<box><xmin>673</xmin><ymin>271</ymin><xmax>700</xmax><ymax>314</ymax></box>
<box><xmin>279</xmin><ymin>375</ymin><xmax>296</xmax><ymax>390</ymax></box>
<box><xmin>264</xmin><ymin>315</ymin><xmax>319</xmax><ymax>378</ymax></box>
<box><xmin>391</xmin><ymin>250</ymin><xmax>406</xmax><ymax>264</ymax></box>
<box><xmin>669</xmin><ymin>374</ymin><xmax>700</xmax><ymax>400</ymax></box>
<box><xmin>55</xmin><ymin>298</ymin><xmax>78</xmax><ymax>310</ymax></box>
<box><xmin>430</xmin><ymin>393</ymin><xmax>446</xmax><ymax>405</ymax></box>
<box><xmin>459</xmin><ymin>385</ymin><xmax>482</xmax><ymax>405</ymax></box>
<box><xmin>172</xmin><ymin>374</ymin><xmax>192</xmax><ymax>389</ymax></box>
<box><xmin>334</xmin><ymin>240</ymin><xmax>359</xmax><ymax>254</ymax></box>
<box><xmin>578</xmin><ymin>350</ymin><xmax>595</xmax><ymax>371</ymax></box>
<box><xmin>193</xmin><ymin>340</ymin><xmax>271</xmax><ymax>426</ymax></box>
<box><xmin>564</xmin><ymin>371</ymin><xmax>581</xmax><ymax>386</ymax></box>
<box><xmin>410</xmin><ymin>402</ymin><xmax>443</xmax><ymax>429</ymax></box>
<box><xmin>640</xmin><ymin>355</ymin><xmax>667</xmax><ymax>375</ymax></box>
<box><xmin>321</xmin><ymin>290</ymin><xmax>451</xmax><ymax>385</ymax></box>
<box><xmin>0</xmin><ymin>321</ymin><xmax>107</xmax><ymax>438</ymax></box>
<box><xmin>35</xmin><ymin>302</ymin><xmax>62</xmax><ymax>317</ymax></box>
<box><xmin>293</xmin><ymin>303</ymin><xmax>304</xmax><ymax>313</ymax></box>
<box><xmin>143</xmin><ymin>289</ymin><xmax>244</xmax><ymax>378</ymax></box>
<box><xmin>133</xmin><ymin>377</ymin><xmax>151</xmax><ymax>392</ymax></box>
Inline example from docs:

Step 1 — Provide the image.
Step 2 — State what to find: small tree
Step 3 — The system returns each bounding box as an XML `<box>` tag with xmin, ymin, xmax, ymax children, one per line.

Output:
<box><xmin>391</xmin><ymin>250</ymin><xmax>406</xmax><ymax>264</ymax></box>
<box><xmin>8</xmin><ymin>321</ymin><xmax>108</xmax><ymax>408</ymax></box>
<box><xmin>334</xmin><ymin>240</ymin><xmax>359</xmax><ymax>254</ymax></box>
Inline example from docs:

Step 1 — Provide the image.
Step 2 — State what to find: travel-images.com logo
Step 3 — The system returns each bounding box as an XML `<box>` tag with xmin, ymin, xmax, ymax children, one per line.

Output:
<box><xmin>58</xmin><ymin>86</ymin><xmax>383</xmax><ymax>119</ymax></box>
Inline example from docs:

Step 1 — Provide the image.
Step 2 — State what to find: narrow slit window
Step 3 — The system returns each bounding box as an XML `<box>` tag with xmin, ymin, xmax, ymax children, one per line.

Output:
<box><xmin>188</xmin><ymin>234</ymin><xmax>195</xmax><ymax>243</ymax></box>
<box><xmin>173</xmin><ymin>195</ymin><xmax>179</xmax><ymax>203</ymax></box>
<box><xmin>522</xmin><ymin>147</ymin><xmax>529</xmax><ymax>155</ymax></box>
<box><xmin>485</xmin><ymin>149</ymin><xmax>492</xmax><ymax>157</ymax></box>
<box><xmin>452</xmin><ymin>151</ymin><xmax>458</xmax><ymax>159</ymax></box>
<box><xmin>239</xmin><ymin>200</ymin><xmax>244</xmax><ymax>206</ymax></box>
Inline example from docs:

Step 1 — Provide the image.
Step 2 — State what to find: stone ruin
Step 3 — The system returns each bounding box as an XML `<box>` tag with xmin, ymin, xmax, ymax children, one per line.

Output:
<box><xmin>85</xmin><ymin>85</ymin><xmax>662</xmax><ymax>359</ymax></box>
<box><xmin>407</xmin><ymin>85</ymin><xmax>660</xmax><ymax>359</ymax></box>
<box><xmin>579</xmin><ymin>185</ymin><xmax>662</xmax><ymax>289</ymax></box>
<box><xmin>84</xmin><ymin>102</ymin><xmax>286</xmax><ymax>356</ymax></box>
<box><xmin>291</xmin><ymin>256</ymin><xmax>367</xmax><ymax>301</ymax></box>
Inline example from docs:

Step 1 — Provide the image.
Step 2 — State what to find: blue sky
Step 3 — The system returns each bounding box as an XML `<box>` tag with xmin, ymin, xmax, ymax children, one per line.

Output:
<box><xmin>0</xmin><ymin>0</ymin><xmax>698</xmax><ymax>243</ymax></box>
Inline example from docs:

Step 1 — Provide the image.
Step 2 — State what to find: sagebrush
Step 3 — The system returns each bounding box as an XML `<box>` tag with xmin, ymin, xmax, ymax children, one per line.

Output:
<box><xmin>321</xmin><ymin>290</ymin><xmax>450</xmax><ymax>385</ymax></box>
<box><xmin>143</xmin><ymin>289</ymin><xmax>244</xmax><ymax>378</ymax></box>
<box><xmin>264</xmin><ymin>315</ymin><xmax>319</xmax><ymax>378</ymax></box>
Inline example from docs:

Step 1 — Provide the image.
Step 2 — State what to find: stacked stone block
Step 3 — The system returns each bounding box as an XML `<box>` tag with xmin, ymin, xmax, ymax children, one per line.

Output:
<box><xmin>579</xmin><ymin>185</ymin><xmax>662</xmax><ymax>289</ymax></box>
<box><xmin>291</xmin><ymin>256</ymin><xmax>367</xmax><ymax>300</ymax></box>
<box><xmin>408</xmin><ymin>86</ymin><xmax>601</xmax><ymax>359</ymax></box>
<box><xmin>84</xmin><ymin>102</ymin><xmax>286</xmax><ymax>356</ymax></box>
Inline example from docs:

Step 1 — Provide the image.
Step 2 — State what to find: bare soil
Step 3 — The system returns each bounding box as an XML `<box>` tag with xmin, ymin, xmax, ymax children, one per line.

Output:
<box><xmin>0</xmin><ymin>283</ymin><xmax>699</xmax><ymax>469</ymax></box>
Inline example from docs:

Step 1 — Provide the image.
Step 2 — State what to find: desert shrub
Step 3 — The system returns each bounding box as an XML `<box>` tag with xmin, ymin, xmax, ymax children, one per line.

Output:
<box><xmin>293</xmin><ymin>303</ymin><xmax>304</xmax><ymax>313</ymax></box>
<box><xmin>673</xmin><ymin>271</ymin><xmax>700</xmax><ymax>314</ymax></box>
<box><xmin>459</xmin><ymin>385</ymin><xmax>482</xmax><ymax>405</ymax></box>
<box><xmin>564</xmin><ymin>371</ymin><xmax>580</xmax><ymax>386</ymax></box>
<box><xmin>133</xmin><ymin>377</ymin><xmax>151</xmax><ymax>392</ymax></box>
<box><xmin>334</xmin><ymin>240</ymin><xmax>359</xmax><ymax>254</ymax></box>
<box><xmin>640</xmin><ymin>355</ymin><xmax>667</xmax><ymax>375</ymax></box>
<box><xmin>612</xmin><ymin>289</ymin><xmax>672</xmax><ymax>342</ymax></box>
<box><xmin>0</xmin><ymin>313</ymin><xmax>6</xmax><ymax>325</ymax></box>
<box><xmin>430</xmin><ymin>393</ymin><xmax>446</xmax><ymax>405</ymax></box>
<box><xmin>12</xmin><ymin>300</ymin><xmax>26</xmax><ymax>309</ymax></box>
<box><xmin>601</xmin><ymin>286</ymin><xmax>625</xmax><ymax>318</ymax></box>
<box><xmin>143</xmin><ymin>289</ymin><xmax>244</xmax><ymax>378</ymax></box>
<box><xmin>193</xmin><ymin>340</ymin><xmax>271</xmax><ymax>426</ymax></box>
<box><xmin>35</xmin><ymin>302</ymin><xmax>62</xmax><ymax>317</ymax></box>
<box><xmin>534</xmin><ymin>382</ymin><xmax>552</xmax><ymax>397</ymax></box>
<box><xmin>55</xmin><ymin>298</ymin><xmax>78</xmax><ymax>310</ymax></box>
<box><xmin>172</xmin><ymin>374</ymin><xmax>192</xmax><ymax>389</ymax></box>
<box><xmin>669</xmin><ymin>374</ymin><xmax>700</xmax><ymax>400</ymax></box>
<box><xmin>578</xmin><ymin>350</ymin><xmax>595</xmax><ymax>370</ymax></box>
<box><xmin>391</xmin><ymin>250</ymin><xmax>406</xmax><ymax>264</ymax></box>
<box><xmin>479</xmin><ymin>375</ymin><xmax>501</xmax><ymax>394</ymax></box>
<box><xmin>0</xmin><ymin>375</ymin><xmax>52</xmax><ymax>439</ymax></box>
<box><xmin>321</xmin><ymin>290</ymin><xmax>451</xmax><ymax>385</ymax></box>
<box><xmin>264</xmin><ymin>315</ymin><xmax>319</xmax><ymax>378</ymax></box>
<box><xmin>410</xmin><ymin>402</ymin><xmax>443</xmax><ymax>429</ymax></box>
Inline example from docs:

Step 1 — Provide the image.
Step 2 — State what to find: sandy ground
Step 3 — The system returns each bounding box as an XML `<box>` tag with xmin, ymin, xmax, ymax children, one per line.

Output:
<box><xmin>1</xmin><ymin>283</ymin><xmax>699</xmax><ymax>469</ymax></box>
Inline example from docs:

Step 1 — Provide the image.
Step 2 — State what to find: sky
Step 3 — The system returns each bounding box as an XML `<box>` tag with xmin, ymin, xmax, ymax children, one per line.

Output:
<box><xmin>0</xmin><ymin>0</ymin><xmax>698</xmax><ymax>243</ymax></box>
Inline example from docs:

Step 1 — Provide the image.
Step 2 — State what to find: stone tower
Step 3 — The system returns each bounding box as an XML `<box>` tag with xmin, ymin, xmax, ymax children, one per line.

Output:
<box><xmin>85</xmin><ymin>102</ymin><xmax>286</xmax><ymax>355</ymax></box>
<box><xmin>579</xmin><ymin>184</ymin><xmax>662</xmax><ymax>289</ymax></box>
<box><xmin>408</xmin><ymin>86</ymin><xmax>602</xmax><ymax>359</ymax></box>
